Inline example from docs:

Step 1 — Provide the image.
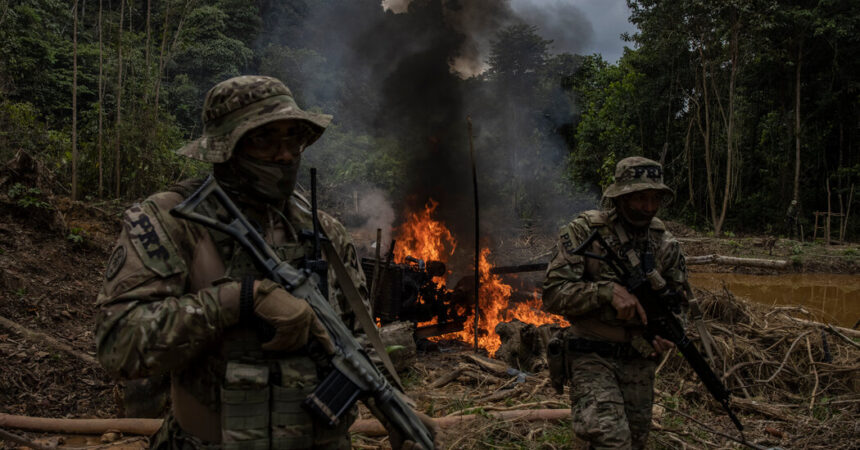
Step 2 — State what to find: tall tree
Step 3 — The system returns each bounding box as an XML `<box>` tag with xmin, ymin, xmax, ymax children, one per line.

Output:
<box><xmin>114</xmin><ymin>0</ymin><xmax>125</xmax><ymax>198</ymax></box>
<box><xmin>97</xmin><ymin>0</ymin><xmax>104</xmax><ymax>196</ymax></box>
<box><xmin>72</xmin><ymin>0</ymin><xmax>79</xmax><ymax>201</ymax></box>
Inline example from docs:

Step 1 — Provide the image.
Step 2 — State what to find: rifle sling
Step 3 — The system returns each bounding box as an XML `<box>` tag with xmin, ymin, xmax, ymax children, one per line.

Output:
<box><xmin>321</xmin><ymin>240</ymin><xmax>404</xmax><ymax>391</ymax></box>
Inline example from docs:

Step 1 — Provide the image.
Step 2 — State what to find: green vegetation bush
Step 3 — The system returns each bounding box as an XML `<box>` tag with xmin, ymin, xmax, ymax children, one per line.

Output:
<box><xmin>7</xmin><ymin>183</ymin><xmax>51</xmax><ymax>209</ymax></box>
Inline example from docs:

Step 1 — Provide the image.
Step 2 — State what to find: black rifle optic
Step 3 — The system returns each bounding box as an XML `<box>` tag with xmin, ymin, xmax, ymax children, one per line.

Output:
<box><xmin>572</xmin><ymin>230</ymin><xmax>744</xmax><ymax>434</ymax></box>
<box><xmin>171</xmin><ymin>175</ymin><xmax>434</xmax><ymax>449</ymax></box>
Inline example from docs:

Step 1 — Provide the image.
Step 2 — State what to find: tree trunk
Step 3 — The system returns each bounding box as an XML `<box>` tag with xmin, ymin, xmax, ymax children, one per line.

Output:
<box><xmin>114</xmin><ymin>0</ymin><xmax>125</xmax><ymax>198</ymax></box>
<box><xmin>71</xmin><ymin>0</ymin><xmax>79</xmax><ymax>201</ymax></box>
<box><xmin>153</xmin><ymin>0</ymin><xmax>171</xmax><ymax>121</ymax></box>
<box><xmin>793</xmin><ymin>40</ymin><xmax>802</xmax><ymax>207</ymax></box>
<box><xmin>715</xmin><ymin>21</ymin><xmax>739</xmax><ymax>236</ymax></box>
<box><xmin>696</xmin><ymin>43</ymin><xmax>716</xmax><ymax>233</ymax></box>
<box><xmin>145</xmin><ymin>0</ymin><xmax>151</xmax><ymax>78</ymax></box>
<box><xmin>97</xmin><ymin>0</ymin><xmax>104</xmax><ymax>198</ymax></box>
<box><xmin>684</xmin><ymin>115</ymin><xmax>695</xmax><ymax>206</ymax></box>
<box><xmin>154</xmin><ymin>0</ymin><xmax>195</xmax><ymax>122</ymax></box>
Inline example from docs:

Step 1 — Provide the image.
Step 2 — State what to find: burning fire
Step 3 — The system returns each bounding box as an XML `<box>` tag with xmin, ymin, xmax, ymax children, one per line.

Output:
<box><xmin>393</xmin><ymin>199</ymin><xmax>569</xmax><ymax>355</ymax></box>
<box><xmin>453</xmin><ymin>248</ymin><xmax>570</xmax><ymax>354</ymax></box>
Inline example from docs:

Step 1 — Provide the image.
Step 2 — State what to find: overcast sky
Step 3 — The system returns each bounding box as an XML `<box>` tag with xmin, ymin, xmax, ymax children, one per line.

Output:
<box><xmin>510</xmin><ymin>0</ymin><xmax>637</xmax><ymax>63</ymax></box>
<box><xmin>381</xmin><ymin>0</ymin><xmax>637</xmax><ymax>64</ymax></box>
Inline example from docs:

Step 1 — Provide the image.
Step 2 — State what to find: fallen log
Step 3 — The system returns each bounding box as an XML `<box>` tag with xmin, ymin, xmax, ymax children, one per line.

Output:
<box><xmin>0</xmin><ymin>408</ymin><xmax>572</xmax><ymax>438</ymax></box>
<box><xmin>685</xmin><ymin>254</ymin><xmax>789</xmax><ymax>269</ymax></box>
<box><xmin>0</xmin><ymin>315</ymin><xmax>97</xmax><ymax>365</ymax></box>
<box><xmin>462</xmin><ymin>353</ymin><xmax>508</xmax><ymax>376</ymax></box>
<box><xmin>0</xmin><ymin>414</ymin><xmax>162</xmax><ymax>436</ymax></box>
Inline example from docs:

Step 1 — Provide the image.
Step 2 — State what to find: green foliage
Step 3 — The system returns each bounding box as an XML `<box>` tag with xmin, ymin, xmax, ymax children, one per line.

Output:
<box><xmin>0</xmin><ymin>101</ymin><xmax>70</xmax><ymax>163</ymax></box>
<box><xmin>533</xmin><ymin>423</ymin><xmax>574</xmax><ymax>447</ymax></box>
<box><xmin>568</xmin><ymin>55</ymin><xmax>644</xmax><ymax>189</ymax></box>
<box><xmin>842</xmin><ymin>248</ymin><xmax>857</xmax><ymax>257</ymax></box>
<box><xmin>7</xmin><ymin>183</ymin><xmax>51</xmax><ymax>209</ymax></box>
<box><xmin>812</xmin><ymin>396</ymin><xmax>833</xmax><ymax>421</ymax></box>
<box><xmin>0</xmin><ymin>0</ymin><xmax>857</xmax><ymax>243</ymax></box>
<box><xmin>66</xmin><ymin>227</ymin><xmax>85</xmax><ymax>245</ymax></box>
<box><xmin>792</xmin><ymin>244</ymin><xmax>804</xmax><ymax>255</ymax></box>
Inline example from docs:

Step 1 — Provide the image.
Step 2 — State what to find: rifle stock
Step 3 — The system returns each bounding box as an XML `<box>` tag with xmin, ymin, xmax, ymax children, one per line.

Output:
<box><xmin>170</xmin><ymin>175</ymin><xmax>434</xmax><ymax>449</ymax></box>
<box><xmin>572</xmin><ymin>230</ymin><xmax>744</xmax><ymax>433</ymax></box>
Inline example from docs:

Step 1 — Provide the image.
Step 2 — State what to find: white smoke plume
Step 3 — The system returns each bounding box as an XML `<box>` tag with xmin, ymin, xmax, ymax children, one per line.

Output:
<box><xmin>355</xmin><ymin>187</ymin><xmax>397</xmax><ymax>254</ymax></box>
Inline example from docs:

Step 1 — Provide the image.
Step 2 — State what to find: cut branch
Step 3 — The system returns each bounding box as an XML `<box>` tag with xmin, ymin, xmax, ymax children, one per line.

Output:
<box><xmin>0</xmin><ymin>315</ymin><xmax>96</xmax><ymax>365</ymax></box>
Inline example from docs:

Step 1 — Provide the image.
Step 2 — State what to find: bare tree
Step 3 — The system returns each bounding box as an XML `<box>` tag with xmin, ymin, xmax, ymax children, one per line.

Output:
<box><xmin>97</xmin><ymin>0</ymin><xmax>104</xmax><ymax>197</ymax></box>
<box><xmin>72</xmin><ymin>0</ymin><xmax>79</xmax><ymax>201</ymax></box>
<box><xmin>114</xmin><ymin>0</ymin><xmax>125</xmax><ymax>198</ymax></box>
<box><xmin>793</xmin><ymin>39</ymin><xmax>802</xmax><ymax>208</ymax></box>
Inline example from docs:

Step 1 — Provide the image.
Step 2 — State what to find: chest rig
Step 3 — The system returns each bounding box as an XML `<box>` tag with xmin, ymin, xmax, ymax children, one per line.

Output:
<box><xmin>581</xmin><ymin>210</ymin><xmax>659</xmax><ymax>281</ymax></box>
<box><xmin>171</xmin><ymin>179</ymin><xmax>336</xmax><ymax>449</ymax></box>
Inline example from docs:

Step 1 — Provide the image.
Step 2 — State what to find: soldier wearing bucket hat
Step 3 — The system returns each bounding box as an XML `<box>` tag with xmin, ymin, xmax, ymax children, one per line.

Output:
<box><xmin>94</xmin><ymin>76</ymin><xmax>433</xmax><ymax>448</ymax></box>
<box><xmin>542</xmin><ymin>156</ymin><xmax>693</xmax><ymax>449</ymax></box>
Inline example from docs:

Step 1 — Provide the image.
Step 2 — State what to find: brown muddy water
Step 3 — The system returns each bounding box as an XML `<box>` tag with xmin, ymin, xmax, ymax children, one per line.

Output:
<box><xmin>689</xmin><ymin>272</ymin><xmax>860</xmax><ymax>328</ymax></box>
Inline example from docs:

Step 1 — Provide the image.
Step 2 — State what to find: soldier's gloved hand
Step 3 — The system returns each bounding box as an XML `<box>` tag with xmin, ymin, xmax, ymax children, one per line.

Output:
<box><xmin>253</xmin><ymin>279</ymin><xmax>334</xmax><ymax>354</ymax></box>
<box><xmin>611</xmin><ymin>282</ymin><xmax>647</xmax><ymax>324</ymax></box>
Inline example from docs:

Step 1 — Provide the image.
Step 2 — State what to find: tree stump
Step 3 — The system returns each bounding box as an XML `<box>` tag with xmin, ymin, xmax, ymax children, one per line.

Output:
<box><xmin>379</xmin><ymin>321</ymin><xmax>417</xmax><ymax>373</ymax></box>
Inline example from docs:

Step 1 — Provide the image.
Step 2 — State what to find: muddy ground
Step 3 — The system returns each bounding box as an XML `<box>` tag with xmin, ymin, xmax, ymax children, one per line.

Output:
<box><xmin>0</xmin><ymin>177</ymin><xmax>858</xmax><ymax>449</ymax></box>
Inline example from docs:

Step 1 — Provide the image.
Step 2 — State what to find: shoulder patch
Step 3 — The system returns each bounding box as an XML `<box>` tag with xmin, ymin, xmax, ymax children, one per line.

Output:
<box><xmin>124</xmin><ymin>202</ymin><xmax>186</xmax><ymax>277</ymax></box>
<box><xmin>105</xmin><ymin>245</ymin><xmax>126</xmax><ymax>281</ymax></box>
<box><xmin>579</xmin><ymin>209</ymin><xmax>608</xmax><ymax>227</ymax></box>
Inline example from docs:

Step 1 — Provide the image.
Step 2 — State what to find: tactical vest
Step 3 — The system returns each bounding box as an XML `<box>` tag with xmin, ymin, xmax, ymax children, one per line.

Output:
<box><xmin>168</xmin><ymin>178</ymin><xmax>352</xmax><ymax>449</ymax></box>
<box><xmin>577</xmin><ymin>209</ymin><xmax>667</xmax><ymax>325</ymax></box>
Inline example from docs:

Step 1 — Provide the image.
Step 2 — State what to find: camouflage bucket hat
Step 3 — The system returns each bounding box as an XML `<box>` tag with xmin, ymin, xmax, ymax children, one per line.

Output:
<box><xmin>176</xmin><ymin>76</ymin><xmax>332</xmax><ymax>163</ymax></box>
<box><xmin>602</xmin><ymin>156</ymin><xmax>674</xmax><ymax>202</ymax></box>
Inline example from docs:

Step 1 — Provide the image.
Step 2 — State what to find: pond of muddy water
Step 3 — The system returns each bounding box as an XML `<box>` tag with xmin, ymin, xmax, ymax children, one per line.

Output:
<box><xmin>689</xmin><ymin>273</ymin><xmax>860</xmax><ymax>328</ymax></box>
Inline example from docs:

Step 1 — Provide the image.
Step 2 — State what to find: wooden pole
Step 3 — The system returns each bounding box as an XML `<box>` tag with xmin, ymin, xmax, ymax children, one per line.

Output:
<box><xmin>468</xmin><ymin>117</ymin><xmax>480</xmax><ymax>353</ymax></box>
<box><xmin>370</xmin><ymin>228</ymin><xmax>382</xmax><ymax>304</ymax></box>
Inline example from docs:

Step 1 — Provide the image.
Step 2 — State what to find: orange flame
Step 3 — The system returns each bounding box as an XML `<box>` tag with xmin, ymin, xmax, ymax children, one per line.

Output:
<box><xmin>394</xmin><ymin>199</ymin><xmax>456</xmax><ymax>265</ymax></box>
<box><xmin>393</xmin><ymin>199</ymin><xmax>568</xmax><ymax>355</ymax></box>
<box><xmin>451</xmin><ymin>248</ymin><xmax>569</xmax><ymax>354</ymax></box>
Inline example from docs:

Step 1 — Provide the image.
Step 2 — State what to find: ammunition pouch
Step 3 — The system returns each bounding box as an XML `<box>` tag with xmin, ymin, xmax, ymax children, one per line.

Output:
<box><xmin>547</xmin><ymin>332</ymin><xmax>567</xmax><ymax>395</ymax></box>
<box><xmin>221</xmin><ymin>362</ymin><xmax>270</xmax><ymax>450</ymax></box>
<box><xmin>220</xmin><ymin>355</ymin><xmax>333</xmax><ymax>450</ymax></box>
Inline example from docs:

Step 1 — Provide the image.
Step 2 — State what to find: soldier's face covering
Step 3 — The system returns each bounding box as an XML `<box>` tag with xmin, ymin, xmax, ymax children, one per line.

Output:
<box><xmin>616</xmin><ymin>189</ymin><xmax>663</xmax><ymax>228</ymax></box>
<box><xmin>215</xmin><ymin>121</ymin><xmax>311</xmax><ymax>203</ymax></box>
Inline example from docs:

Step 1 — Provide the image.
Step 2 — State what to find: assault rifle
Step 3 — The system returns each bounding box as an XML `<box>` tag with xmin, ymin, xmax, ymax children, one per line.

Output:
<box><xmin>171</xmin><ymin>175</ymin><xmax>434</xmax><ymax>449</ymax></box>
<box><xmin>572</xmin><ymin>230</ymin><xmax>744</xmax><ymax>433</ymax></box>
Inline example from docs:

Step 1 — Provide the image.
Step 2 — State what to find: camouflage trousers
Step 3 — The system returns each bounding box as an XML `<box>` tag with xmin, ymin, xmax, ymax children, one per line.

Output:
<box><xmin>567</xmin><ymin>352</ymin><xmax>656</xmax><ymax>450</ymax></box>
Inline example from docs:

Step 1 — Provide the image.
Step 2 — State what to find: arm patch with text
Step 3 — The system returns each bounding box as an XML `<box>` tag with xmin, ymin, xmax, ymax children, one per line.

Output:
<box><xmin>124</xmin><ymin>204</ymin><xmax>186</xmax><ymax>277</ymax></box>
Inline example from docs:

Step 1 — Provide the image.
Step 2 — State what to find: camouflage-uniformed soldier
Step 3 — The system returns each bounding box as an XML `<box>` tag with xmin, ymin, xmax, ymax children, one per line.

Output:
<box><xmin>543</xmin><ymin>157</ymin><xmax>691</xmax><ymax>449</ymax></box>
<box><xmin>95</xmin><ymin>76</ymin><xmax>380</xmax><ymax>449</ymax></box>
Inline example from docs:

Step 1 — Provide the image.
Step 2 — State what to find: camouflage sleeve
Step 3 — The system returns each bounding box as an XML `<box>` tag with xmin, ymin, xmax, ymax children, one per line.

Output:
<box><xmin>95</xmin><ymin>193</ymin><xmax>240</xmax><ymax>380</ymax></box>
<box><xmin>541</xmin><ymin>219</ymin><xmax>615</xmax><ymax>318</ymax></box>
<box><xmin>656</xmin><ymin>230</ymin><xmax>691</xmax><ymax>322</ymax></box>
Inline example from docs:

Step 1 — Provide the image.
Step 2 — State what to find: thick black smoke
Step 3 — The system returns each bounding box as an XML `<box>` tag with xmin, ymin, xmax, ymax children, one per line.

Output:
<box><xmin>258</xmin><ymin>0</ymin><xmax>596</xmax><ymax>270</ymax></box>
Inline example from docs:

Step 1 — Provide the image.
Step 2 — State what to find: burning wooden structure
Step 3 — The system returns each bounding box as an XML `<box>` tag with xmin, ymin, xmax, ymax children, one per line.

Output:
<box><xmin>362</xmin><ymin>199</ymin><xmax>568</xmax><ymax>355</ymax></box>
